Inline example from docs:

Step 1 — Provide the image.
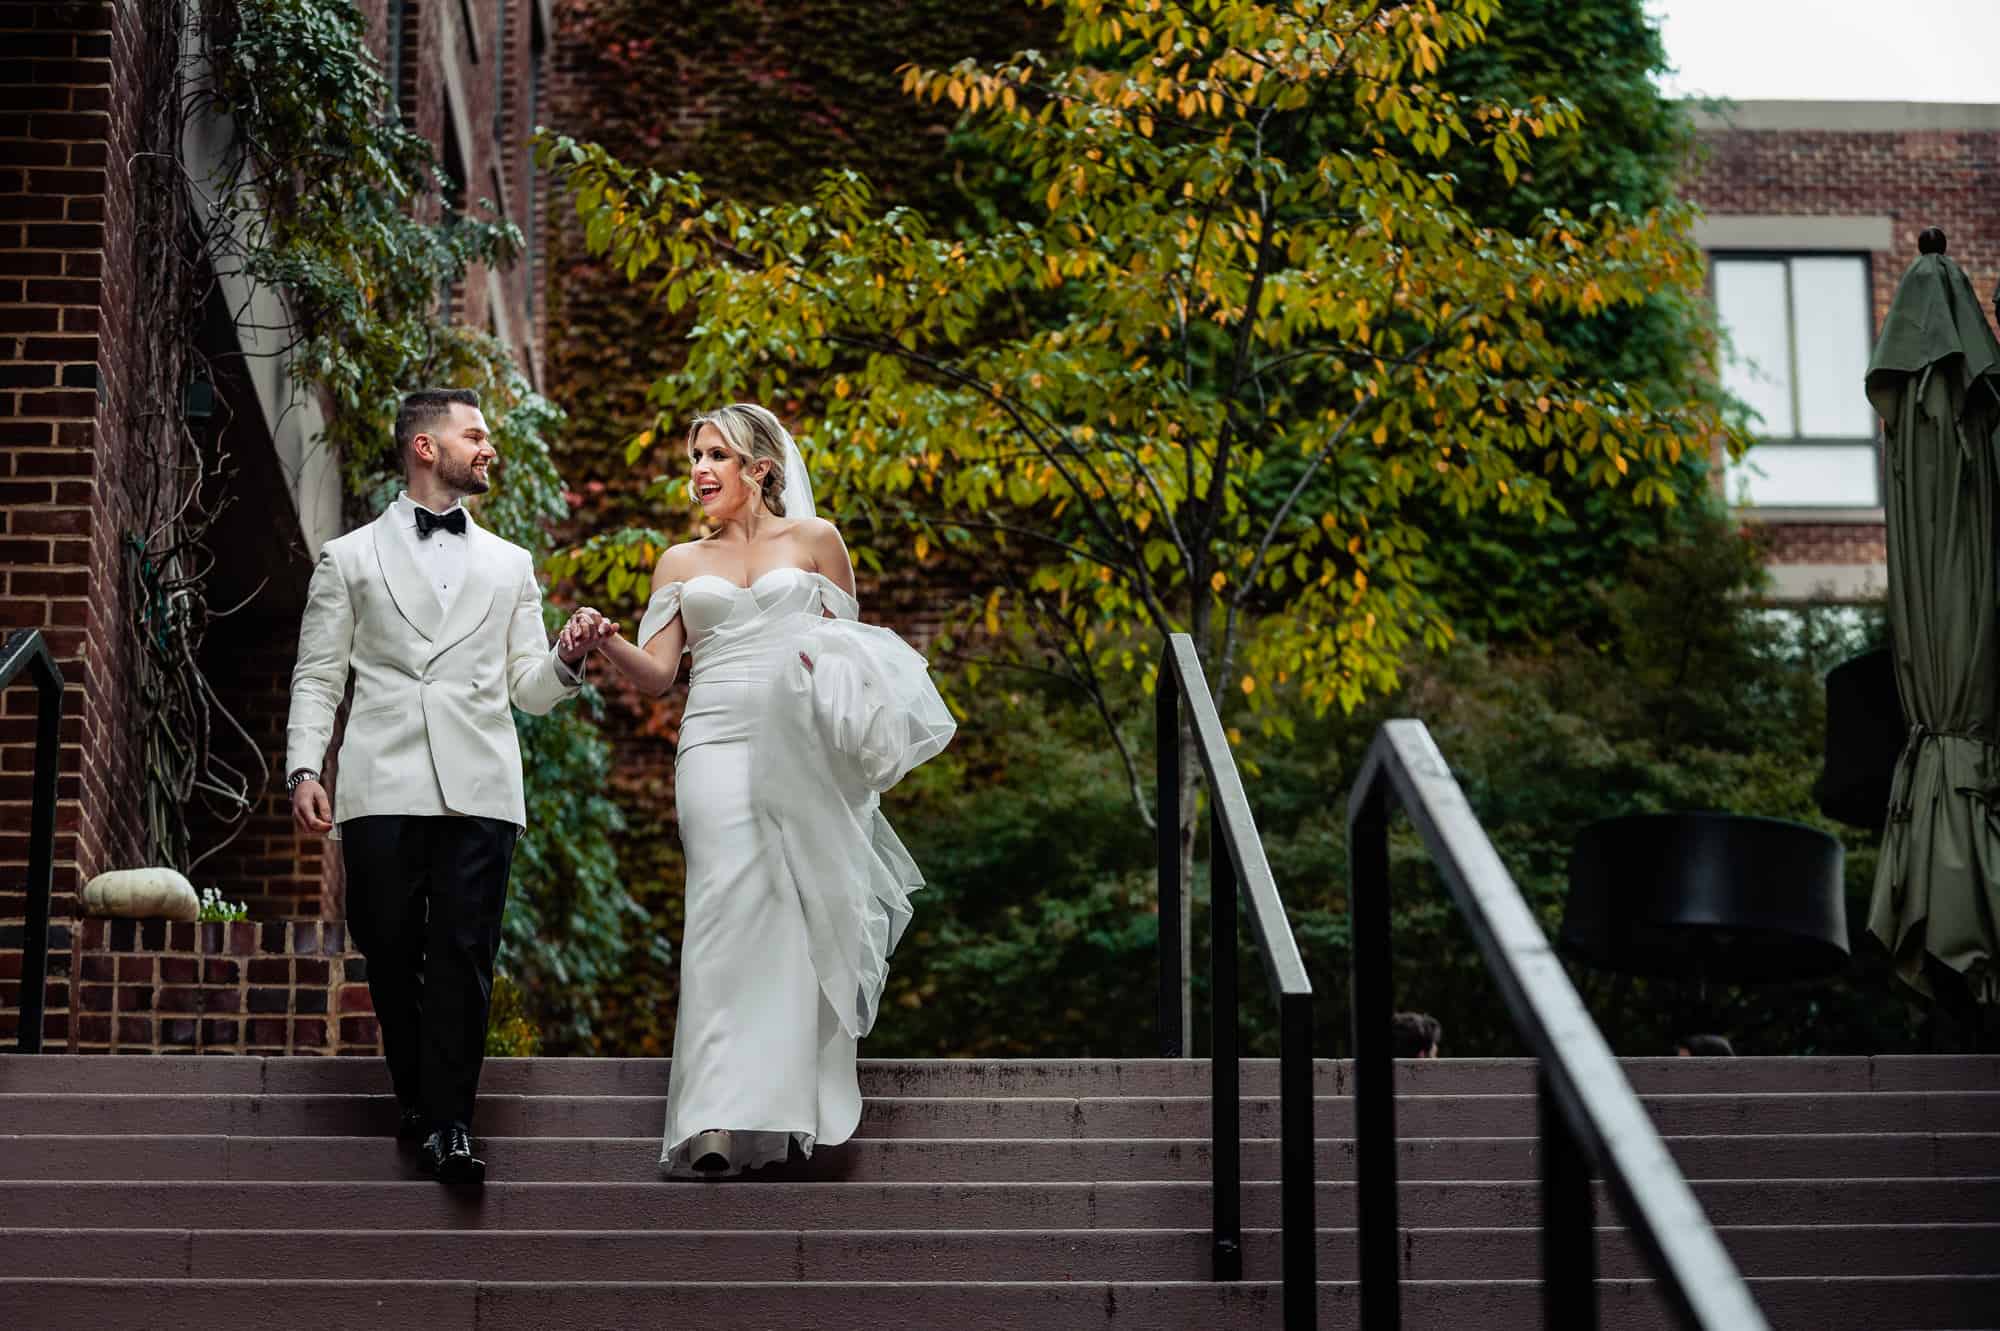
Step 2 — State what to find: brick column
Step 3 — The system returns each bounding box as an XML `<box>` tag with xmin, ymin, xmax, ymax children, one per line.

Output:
<box><xmin>0</xmin><ymin>0</ymin><xmax>150</xmax><ymax>1048</ymax></box>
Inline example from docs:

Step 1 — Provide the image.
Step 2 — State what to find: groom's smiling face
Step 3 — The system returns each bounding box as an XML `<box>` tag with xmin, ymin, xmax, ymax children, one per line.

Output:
<box><xmin>421</xmin><ymin>403</ymin><xmax>497</xmax><ymax>497</ymax></box>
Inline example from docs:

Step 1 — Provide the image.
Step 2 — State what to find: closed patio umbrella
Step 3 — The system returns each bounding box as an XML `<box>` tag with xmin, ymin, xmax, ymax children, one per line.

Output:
<box><xmin>1865</xmin><ymin>229</ymin><xmax>2000</xmax><ymax>1008</ymax></box>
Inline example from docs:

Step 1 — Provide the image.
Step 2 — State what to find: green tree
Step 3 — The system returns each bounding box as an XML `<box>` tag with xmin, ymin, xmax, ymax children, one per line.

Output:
<box><xmin>1418</xmin><ymin>0</ymin><xmax>1735</xmax><ymax>645</ymax></box>
<box><xmin>541</xmin><ymin>0</ymin><xmax>1746</xmax><ymax>1014</ymax></box>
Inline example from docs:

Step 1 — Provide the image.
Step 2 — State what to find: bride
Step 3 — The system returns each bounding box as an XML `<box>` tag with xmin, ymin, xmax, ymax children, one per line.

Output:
<box><xmin>563</xmin><ymin>402</ymin><xmax>952</xmax><ymax>1177</ymax></box>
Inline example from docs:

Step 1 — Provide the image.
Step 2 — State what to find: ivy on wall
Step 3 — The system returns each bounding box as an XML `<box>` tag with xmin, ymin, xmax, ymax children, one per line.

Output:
<box><xmin>546</xmin><ymin>0</ymin><xmax>1058</xmax><ymax>528</ymax></box>
<box><xmin>194</xmin><ymin>0</ymin><xmax>640</xmax><ymax>1044</ymax></box>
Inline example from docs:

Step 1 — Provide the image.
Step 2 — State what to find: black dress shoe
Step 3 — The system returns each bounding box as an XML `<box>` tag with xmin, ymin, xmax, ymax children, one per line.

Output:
<box><xmin>421</xmin><ymin>1124</ymin><xmax>485</xmax><ymax>1186</ymax></box>
<box><xmin>396</xmin><ymin>1107</ymin><xmax>428</xmax><ymax>1146</ymax></box>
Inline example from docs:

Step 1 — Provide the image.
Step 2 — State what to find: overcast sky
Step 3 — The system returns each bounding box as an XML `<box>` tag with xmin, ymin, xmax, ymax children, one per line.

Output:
<box><xmin>1647</xmin><ymin>0</ymin><xmax>2000</xmax><ymax>104</ymax></box>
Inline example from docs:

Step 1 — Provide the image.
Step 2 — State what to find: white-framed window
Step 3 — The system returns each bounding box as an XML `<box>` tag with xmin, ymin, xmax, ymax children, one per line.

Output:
<box><xmin>1711</xmin><ymin>253</ymin><xmax>1879</xmax><ymax>509</ymax></box>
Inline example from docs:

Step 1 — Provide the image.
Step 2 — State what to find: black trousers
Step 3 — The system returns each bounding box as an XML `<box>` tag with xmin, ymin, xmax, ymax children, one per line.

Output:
<box><xmin>341</xmin><ymin>814</ymin><xmax>518</xmax><ymax>1131</ymax></box>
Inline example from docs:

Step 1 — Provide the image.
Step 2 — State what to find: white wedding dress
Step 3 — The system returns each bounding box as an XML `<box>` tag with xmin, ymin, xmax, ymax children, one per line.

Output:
<box><xmin>637</xmin><ymin>566</ymin><xmax>953</xmax><ymax>1177</ymax></box>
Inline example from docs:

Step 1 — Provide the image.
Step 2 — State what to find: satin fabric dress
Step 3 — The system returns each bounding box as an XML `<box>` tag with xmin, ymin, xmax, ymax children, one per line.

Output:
<box><xmin>638</xmin><ymin>566</ymin><xmax>953</xmax><ymax>1177</ymax></box>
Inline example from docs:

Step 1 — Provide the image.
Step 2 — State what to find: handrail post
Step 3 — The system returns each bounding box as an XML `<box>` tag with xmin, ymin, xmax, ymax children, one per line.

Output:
<box><xmin>1210</xmin><ymin>804</ymin><xmax>1242</xmax><ymax>1280</ymax></box>
<box><xmin>1540</xmin><ymin>1067</ymin><xmax>1598</xmax><ymax>1331</ymax></box>
<box><xmin>1350</xmin><ymin>776</ymin><xmax>1399</xmax><ymax>1330</ymax></box>
<box><xmin>1344</xmin><ymin>720</ymin><xmax>1770</xmax><ymax>1331</ymax></box>
<box><xmin>1281</xmin><ymin>989</ymin><xmax>1318</xmax><ymax>1330</ymax></box>
<box><xmin>1157</xmin><ymin>658</ymin><xmax>1184</xmax><ymax>1057</ymax></box>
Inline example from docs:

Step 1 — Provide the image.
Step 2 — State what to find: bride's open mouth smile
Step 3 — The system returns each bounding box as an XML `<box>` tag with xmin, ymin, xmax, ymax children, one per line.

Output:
<box><xmin>695</xmin><ymin>480</ymin><xmax>723</xmax><ymax>502</ymax></box>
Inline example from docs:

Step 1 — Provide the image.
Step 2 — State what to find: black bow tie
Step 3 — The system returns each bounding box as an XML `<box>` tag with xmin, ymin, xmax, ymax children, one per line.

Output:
<box><xmin>414</xmin><ymin>506</ymin><xmax>466</xmax><ymax>539</ymax></box>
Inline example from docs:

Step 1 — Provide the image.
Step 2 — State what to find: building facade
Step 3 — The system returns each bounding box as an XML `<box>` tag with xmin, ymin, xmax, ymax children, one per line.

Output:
<box><xmin>1684</xmin><ymin>100</ymin><xmax>2000</xmax><ymax>602</ymax></box>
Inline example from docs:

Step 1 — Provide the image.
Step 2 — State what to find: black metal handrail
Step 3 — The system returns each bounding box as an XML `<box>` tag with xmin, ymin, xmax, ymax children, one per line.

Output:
<box><xmin>1348</xmin><ymin>720</ymin><xmax>1768</xmax><ymax>1330</ymax></box>
<box><xmin>1</xmin><ymin>629</ymin><xmax>64</xmax><ymax>1055</ymax></box>
<box><xmin>1156</xmin><ymin>632</ymin><xmax>1316</xmax><ymax>1329</ymax></box>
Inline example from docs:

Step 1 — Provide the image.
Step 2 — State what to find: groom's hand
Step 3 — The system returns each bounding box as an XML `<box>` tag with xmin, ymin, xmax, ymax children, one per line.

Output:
<box><xmin>290</xmin><ymin>779</ymin><xmax>333</xmax><ymax>835</ymax></box>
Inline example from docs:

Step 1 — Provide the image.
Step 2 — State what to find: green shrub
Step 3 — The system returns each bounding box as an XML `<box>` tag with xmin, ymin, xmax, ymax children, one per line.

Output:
<box><xmin>873</xmin><ymin>506</ymin><xmax>1920</xmax><ymax>1059</ymax></box>
<box><xmin>485</xmin><ymin>971</ymin><xmax>543</xmax><ymax>1058</ymax></box>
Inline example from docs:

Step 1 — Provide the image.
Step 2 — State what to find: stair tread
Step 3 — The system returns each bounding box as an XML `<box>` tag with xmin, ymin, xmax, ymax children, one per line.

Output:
<box><xmin>2</xmin><ymin>1131</ymin><xmax>1994</xmax><ymax>1182</ymax></box>
<box><xmin>8</xmin><ymin>1177</ymin><xmax>1994</xmax><ymax>1233</ymax></box>
<box><xmin>4</xmin><ymin>1054</ymin><xmax>1994</xmax><ymax>1096</ymax></box>
<box><xmin>1</xmin><ymin>1222</ymin><xmax>1994</xmax><ymax>1281</ymax></box>
<box><xmin>3</xmin><ymin>1274</ymin><xmax>1995</xmax><ymax>1331</ymax></box>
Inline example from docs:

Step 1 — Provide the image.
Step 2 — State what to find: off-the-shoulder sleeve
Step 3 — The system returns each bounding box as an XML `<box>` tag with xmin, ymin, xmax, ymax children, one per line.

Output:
<box><xmin>636</xmin><ymin>581</ymin><xmax>684</xmax><ymax>652</ymax></box>
<box><xmin>816</xmin><ymin>574</ymin><xmax>860</xmax><ymax>622</ymax></box>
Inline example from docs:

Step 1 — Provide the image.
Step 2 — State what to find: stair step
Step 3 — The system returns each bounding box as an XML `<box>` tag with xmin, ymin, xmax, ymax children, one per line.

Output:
<box><xmin>4</xmin><ymin>1054</ymin><xmax>1993</xmax><ymax>1097</ymax></box>
<box><xmin>3</xmin><ymin>1091</ymin><xmax>1992</xmax><ymax>1137</ymax></box>
<box><xmin>9</xmin><ymin>1177</ymin><xmax>1995</xmax><ymax>1231</ymax></box>
<box><xmin>3</xmin><ymin>1275</ymin><xmax>1995</xmax><ymax>1331</ymax></box>
<box><xmin>4</xmin><ymin>1132</ymin><xmax>1993</xmax><ymax>1183</ymax></box>
<box><xmin>3</xmin><ymin>1224</ymin><xmax>1994</xmax><ymax>1281</ymax></box>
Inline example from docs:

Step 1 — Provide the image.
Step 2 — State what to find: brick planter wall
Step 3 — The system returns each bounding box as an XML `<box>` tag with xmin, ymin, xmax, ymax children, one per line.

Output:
<box><xmin>60</xmin><ymin>916</ymin><xmax>377</xmax><ymax>1057</ymax></box>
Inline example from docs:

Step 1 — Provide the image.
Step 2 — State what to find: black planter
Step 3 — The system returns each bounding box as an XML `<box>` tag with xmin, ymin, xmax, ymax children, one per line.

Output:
<box><xmin>1561</xmin><ymin>812</ymin><xmax>1849</xmax><ymax>983</ymax></box>
<box><xmin>1815</xmin><ymin>645</ymin><xmax>1906</xmax><ymax>830</ymax></box>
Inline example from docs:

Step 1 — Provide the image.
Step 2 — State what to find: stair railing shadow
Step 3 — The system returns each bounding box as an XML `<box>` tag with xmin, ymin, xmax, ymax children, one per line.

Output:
<box><xmin>1</xmin><ymin>628</ymin><xmax>64</xmax><ymax>1054</ymax></box>
<box><xmin>1348</xmin><ymin>719</ymin><xmax>1768</xmax><ymax>1330</ymax></box>
<box><xmin>1155</xmin><ymin>632</ymin><xmax>1317</xmax><ymax>1329</ymax></box>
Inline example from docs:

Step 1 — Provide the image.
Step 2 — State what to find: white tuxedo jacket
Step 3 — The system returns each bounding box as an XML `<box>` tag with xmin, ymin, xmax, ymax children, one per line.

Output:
<box><xmin>285</xmin><ymin>509</ymin><xmax>578</xmax><ymax>827</ymax></box>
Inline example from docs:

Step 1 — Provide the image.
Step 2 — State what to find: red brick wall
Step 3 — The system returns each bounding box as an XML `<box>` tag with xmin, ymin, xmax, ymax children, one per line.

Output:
<box><xmin>1760</xmin><ymin>523</ymin><xmax>1888</xmax><ymax>568</ymax></box>
<box><xmin>0</xmin><ymin>0</ymin><xmax>149</xmax><ymax>1048</ymax></box>
<box><xmin>1687</xmin><ymin>124</ymin><xmax>2000</xmax><ymax>340</ymax></box>
<box><xmin>354</xmin><ymin>0</ymin><xmax>541</xmax><ymax>378</ymax></box>
<box><xmin>1685</xmin><ymin>113</ymin><xmax>2000</xmax><ymax>581</ymax></box>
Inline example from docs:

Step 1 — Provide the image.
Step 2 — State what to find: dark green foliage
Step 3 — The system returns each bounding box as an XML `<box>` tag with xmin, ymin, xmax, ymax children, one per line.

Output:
<box><xmin>1416</xmin><ymin>0</ymin><xmax>1736</xmax><ymax>649</ymax></box>
<box><xmin>874</xmin><ymin>694</ymin><xmax>1157</xmax><ymax>1054</ymax></box>
<box><xmin>874</xmin><ymin>506</ymin><xmax>1920</xmax><ymax>1058</ymax></box>
<box><xmin>1441</xmin><ymin>0</ymin><xmax>1690</xmax><ymax>226</ymax></box>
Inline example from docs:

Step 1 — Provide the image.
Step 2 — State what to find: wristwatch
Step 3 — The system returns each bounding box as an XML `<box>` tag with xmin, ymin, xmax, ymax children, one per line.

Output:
<box><xmin>285</xmin><ymin>769</ymin><xmax>319</xmax><ymax>792</ymax></box>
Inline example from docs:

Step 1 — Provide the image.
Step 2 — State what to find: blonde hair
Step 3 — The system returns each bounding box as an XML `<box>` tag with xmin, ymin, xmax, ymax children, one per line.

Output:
<box><xmin>686</xmin><ymin>403</ymin><xmax>793</xmax><ymax>517</ymax></box>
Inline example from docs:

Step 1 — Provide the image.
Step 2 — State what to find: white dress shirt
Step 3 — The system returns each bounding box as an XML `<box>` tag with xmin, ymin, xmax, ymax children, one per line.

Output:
<box><xmin>394</xmin><ymin>491</ymin><xmax>582</xmax><ymax>687</ymax></box>
<box><xmin>394</xmin><ymin>491</ymin><xmax>469</xmax><ymax>614</ymax></box>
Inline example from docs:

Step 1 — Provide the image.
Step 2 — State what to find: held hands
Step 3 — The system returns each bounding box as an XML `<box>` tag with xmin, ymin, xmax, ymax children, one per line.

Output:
<box><xmin>290</xmin><ymin>779</ymin><xmax>333</xmax><ymax>835</ymax></box>
<box><xmin>557</xmin><ymin>606</ymin><xmax>619</xmax><ymax>664</ymax></box>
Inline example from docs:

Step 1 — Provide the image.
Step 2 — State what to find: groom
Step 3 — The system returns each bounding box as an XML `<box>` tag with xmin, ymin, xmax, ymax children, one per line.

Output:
<box><xmin>285</xmin><ymin>387</ymin><xmax>611</xmax><ymax>1185</ymax></box>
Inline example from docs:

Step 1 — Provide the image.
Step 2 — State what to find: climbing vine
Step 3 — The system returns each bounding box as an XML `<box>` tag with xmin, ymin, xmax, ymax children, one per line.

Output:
<box><xmin>121</xmin><ymin>0</ymin><xmax>261</xmax><ymax>873</ymax></box>
<box><xmin>127</xmin><ymin>0</ymin><xmax>639</xmax><ymax>1043</ymax></box>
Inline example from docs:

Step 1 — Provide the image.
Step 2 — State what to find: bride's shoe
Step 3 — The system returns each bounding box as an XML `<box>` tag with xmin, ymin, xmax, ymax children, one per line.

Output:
<box><xmin>690</xmin><ymin>1129</ymin><xmax>733</xmax><ymax>1174</ymax></box>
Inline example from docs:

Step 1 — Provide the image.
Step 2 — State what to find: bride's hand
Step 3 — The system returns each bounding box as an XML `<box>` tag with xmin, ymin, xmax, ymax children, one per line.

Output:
<box><xmin>558</xmin><ymin>606</ymin><xmax>619</xmax><ymax>662</ymax></box>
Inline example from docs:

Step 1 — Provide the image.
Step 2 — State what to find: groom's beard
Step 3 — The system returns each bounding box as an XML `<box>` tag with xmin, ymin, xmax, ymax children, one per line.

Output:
<box><xmin>440</xmin><ymin>455</ymin><xmax>492</xmax><ymax>495</ymax></box>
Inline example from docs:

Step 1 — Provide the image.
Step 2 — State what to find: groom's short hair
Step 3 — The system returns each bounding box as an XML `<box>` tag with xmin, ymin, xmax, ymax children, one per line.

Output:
<box><xmin>396</xmin><ymin>387</ymin><xmax>482</xmax><ymax>465</ymax></box>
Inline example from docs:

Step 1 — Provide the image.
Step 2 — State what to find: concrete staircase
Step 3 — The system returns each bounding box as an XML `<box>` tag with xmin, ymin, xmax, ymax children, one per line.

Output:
<box><xmin>0</xmin><ymin>1055</ymin><xmax>1994</xmax><ymax>1329</ymax></box>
